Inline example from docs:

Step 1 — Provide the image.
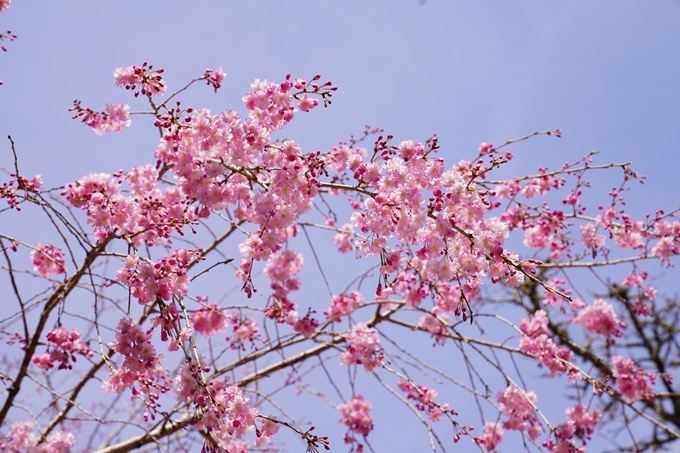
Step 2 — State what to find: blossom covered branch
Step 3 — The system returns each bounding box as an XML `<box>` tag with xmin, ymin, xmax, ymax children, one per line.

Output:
<box><xmin>1</xmin><ymin>60</ymin><xmax>679</xmax><ymax>453</ymax></box>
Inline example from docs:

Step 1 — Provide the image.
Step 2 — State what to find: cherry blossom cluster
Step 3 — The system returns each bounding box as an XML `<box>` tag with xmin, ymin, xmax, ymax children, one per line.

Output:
<box><xmin>0</xmin><ymin>173</ymin><xmax>42</xmax><ymax>210</ymax></box>
<box><xmin>496</xmin><ymin>171</ymin><xmax>564</xmax><ymax>199</ymax></box>
<box><xmin>151</xmin><ymin>301</ymin><xmax>181</xmax><ymax>348</ymax></box>
<box><xmin>649</xmin><ymin>218</ymin><xmax>680</xmax><ymax>264</ymax></box>
<box><xmin>225</xmin><ymin>312</ymin><xmax>260</xmax><ymax>349</ymax></box>
<box><xmin>321</xmin><ymin>136</ymin><xmax>528</xmax><ymax>313</ymax></box>
<box><xmin>0</xmin><ymin>0</ymin><xmax>10</xmax><ymax>13</ymax></box>
<box><xmin>62</xmin><ymin>165</ymin><xmax>197</xmax><ymax>245</ymax></box>
<box><xmin>103</xmin><ymin>318</ymin><xmax>170</xmax><ymax>422</ymax></box>
<box><xmin>154</xmin><ymin>75</ymin><xmax>325</xmax><ymax>211</ymax></box>
<box><xmin>151</xmin><ymin>75</ymin><xmax>335</xmax><ymax>296</ymax></box>
<box><xmin>397</xmin><ymin>379</ymin><xmax>453</xmax><ymax>422</ymax></box>
<box><xmin>474</xmin><ymin>422</ymin><xmax>503</xmax><ymax>451</ymax></box>
<box><xmin>175</xmin><ymin>362</ymin><xmax>275</xmax><ymax>449</ymax></box>
<box><xmin>191</xmin><ymin>302</ymin><xmax>227</xmax><ymax>337</ymax></box>
<box><xmin>417</xmin><ymin>312</ymin><xmax>450</xmax><ymax>344</ymax></box>
<box><xmin>254</xmin><ymin>416</ymin><xmax>280</xmax><ymax>447</ymax></box>
<box><xmin>0</xmin><ymin>420</ymin><xmax>75</xmax><ymax>453</ymax></box>
<box><xmin>113</xmin><ymin>62</ymin><xmax>167</xmax><ymax>97</ymax></box>
<box><xmin>339</xmin><ymin>322</ymin><xmax>383</xmax><ymax>372</ymax></box>
<box><xmin>496</xmin><ymin>385</ymin><xmax>542</xmax><ymax>439</ymax></box>
<box><xmin>579</xmin><ymin>223</ymin><xmax>605</xmax><ymax>251</ymax></box>
<box><xmin>542</xmin><ymin>404</ymin><xmax>601</xmax><ymax>452</ymax></box>
<box><xmin>485</xmin><ymin>401</ymin><xmax>600</xmax><ymax>452</ymax></box>
<box><xmin>175</xmin><ymin>358</ymin><xmax>206</xmax><ymax>402</ymax></box>
<box><xmin>195</xmin><ymin>383</ymin><xmax>259</xmax><ymax>444</ymax></box>
<box><xmin>622</xmin><ymin>268</ymin><xmax>647</xmax><ymax>288</ymax></box>
<box><xmin>202</xmin><ymin>66</ymin><xmax>226</xmax><ymax>93</ymax></box>
<box><xmin>540</xmin><ymin>278</ymin><xmax>571</xmax><ymax>307</ymax></box>
<box><xmin>621</xmin><ymin>268</ymin><xmax>657</xmax><ymax>315</ymax></box>
<box><xmin>324</xmin><ymin>291</ymin><xmax>363</xmax><ymax>320</ymax></box>
<box><xmin>262</xmin><ymin>249</ymin><xmax>304</xmax><ymax>323</ymax></box>
<box><xmin>291</xmin><ymin>74</ymin><xmax>337</xmax><ymax>108</ymax></box>
<box><xmin>338</xmin><ymin>395</ymin><xmax>374</xmax><ymax>451</ymax></box>
<box><xmin>332</xmin><ymin>223</ymin><xmax>356</xmax><ymax>253</ymax></box>
<box><xmin>519</xmin><ymin>310</ymin><xmax>574</xmax><ymax>377</ymax></box>
<box><xmin>496</xmin><ymin>157</ymin><xmax>680</xmax><ymax>269</ymax></box>
<box><xmin>5</xmin><ymin>331</ymin><xmax>26</xmax><ymax>349</ymax></box>
<box><xmin>31</xmin><ymin>327</ymin><xmax>92</xmax><ymax>370</ymax></box>
<box><xmin>565</xmin><ymin>403</ymin><xmax>600</xmax><ymax>439</ymax></box>
<box><xmin>116</xmin><ymin>249</ymin><xmax>200</xmax><ymax>304</ymax></box>
<box><xmin>325</xmin><ymin>143</ymin><xmax>368</xmax><ymax>174</ymax></box>
<box><xmin>166</xmin><ymin>325</ymin><xmax>190</xmax><ymax>353</ymax></box>
<box><xmin>30</xmin><ymin>243</ymin><xmax>66</xmax><ymax>277</ymax></box>
<box><xmin>291</xmin><ymin>308</ymin><xmax>320</xmax><ymax>338</ymax></box>
<box><xmin>104</xmin><ymin>317</ymin><xmax>163</xmax><ymax>393</ymax></box>
<box><xmin>612</xmin><ymin>355</ymin><xmax>656</xmax><ymax>402</ymax></box>
<box><xmin>572</xmin><ymin>298</ymin><xmax>625</xmax><ymax>338</ymax></box>
<box><xmin>69</xmin><ymin>100</ymin><xmax>131</xmax><ymax>136</ymax></box>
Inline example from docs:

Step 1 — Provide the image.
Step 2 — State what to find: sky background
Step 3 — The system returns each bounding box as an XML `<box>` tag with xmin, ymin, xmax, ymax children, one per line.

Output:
<box><xmin>1</xmin><ymin>1</ymin><xmax>680</xmax><ymax>452</ymax></box>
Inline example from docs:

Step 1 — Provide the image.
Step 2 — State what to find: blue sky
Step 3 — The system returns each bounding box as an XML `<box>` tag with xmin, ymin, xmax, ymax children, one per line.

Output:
<box><xmin>1</xmin><ymin>1</ymin><xmax>679</xmax><ymax>452</ymax></box>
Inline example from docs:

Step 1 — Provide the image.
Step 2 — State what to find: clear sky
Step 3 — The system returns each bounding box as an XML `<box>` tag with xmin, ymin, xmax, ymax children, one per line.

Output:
<box><xmin>1</xmin><ymin>1</ymin><xmax>679</xmax><ymax>452</ymax></box>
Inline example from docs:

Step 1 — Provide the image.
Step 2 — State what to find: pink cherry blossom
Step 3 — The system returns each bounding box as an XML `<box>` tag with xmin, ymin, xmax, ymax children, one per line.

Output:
<box><xmin>474</xmin><ymin>422</ymin><xmax>503</xmax><ymax>451</ymax></box>
<box><xmin>612</xmin><ymin>355</ymin><xmax>656</xmax><ymax>402</ymax></box>
<box><xmin>325</xmin><ymin>291</ymin><xmax>363</xmax><ymax>320</ymax></box>
<box><xmin>651</xmin><ymin>236</ymin><xmax>678</xmax><ymax>263</ymax></box>
<box><xmin>594</xmin><ymin>206</ymin><xmax>619</xmax><ymax>228</ymax></box>
<box><xmin>255</xmin><ymin>416</ymin><xmax>280</xmax><ymax>446</ymax></box>
<box><xmin>297</xmin><ymin>95</ymin><xmax>318</xmax><ymax>112</ymax></box>
<box><xmin>542</xmin><ymin>278</ymin><xmax>571</xmax><ymax>307</ymax></box>
<box><xmin>31</xmin><ymin>327</ymin><xmax>92</xmax><ymax>370</ymax></box>
<box><xmin>417</xmin><ymin>312</ymin><xmax>450</xmax><ymax>344</ymax></box>
<box><xmin>175</xmin><ymin>360</ymin><xmax>201</xmax><ymax>402</ymax></box>
<box><xmin>496</xmin><ymin>386</ymin><xmax>542</xmax><ymax>438</ymax></box>
<box><xmin>191</xmin><ymin>383</ymin><xmax>259</xmax><ymax>444</ymax></box>
<box><xmin>191</xmin><ymin>303</ymin><xmax>227</xmax><ymax>337</ymax></box>
<box><xmin>519</xmin><ymin>310</ymin><xmax>574</xmax><ymax>377</ymax></box>
<box><xmin>333</xmin><ymin>223</ymin><xmax>356</xmax><ymax>253</ymax></box>
<box><xmin>226</xmin><ymin>312</ymin><xmax>261</xmax><ymax>350</ymax></box>
<box><xmin>520</xmin><ymin>309</ymin><xmax>549</xmax><ymax>338</ymax></box>
<box><xmin>573</xmin><ymin>298</ymin><xmax>624</xmax><ymax>337</ymax></box>
<box><xmin>544</xmin><ymin>404</ymin><xmax>600</xmax><ymax>452</ymax></box>
<box><xmin>340</xmin><ymin>322</ymin><xmax>383</xmax><ymax>372</ymax></box>
<box><xmin>0</xmin><ymin>420</ymin><xmax>75</xmax><ymax>453</ymax></box>
<box><xmin>1</xmin><ymin>172</ymin><xmax>43</xmax><ymax>210</ymax></box>
<box><xmin>293</xmin><ymin>309</ymin><xmax>319</xmax><ymax>338</ymax></box>
<box><xmin>114</xmin><ymin>62</ymin><xmax>166</xmax><ymax>97</ymax></box>
<box><xmin>580</xmin><ymin>223</ymin><xmax>605</xmax><ymax>250</ymax></box>
<box><xmin>397</xmin><ymin>379</ymin><xmax>453</xmax><ymax>422</ymax></box>
<box><xmin>0</xmin><ymin>421</ymin><xmax>34</xmax><ymax>452</ymax></box>
<box><xmin>71</xmin><ymin>101</ymin><xmax>131</xmax><ymax>136</ymax></box>
<box><xmin>63</xmin><ymin>165</ymin><xmax>197</xmax><ymax>245</ymax></box>
<box><xmin>565</xmin><ymin>403</ymin><xmax>600</xmax><ymax>439</ymax></box>
<box><xmin>30</xmin><ymin>244</ymin><xmax>66</xmax><ymax>277</ymax></box>
<box><xmin>116</xmin><ymin>249</ymin><xmax>200</xmax><ymax>304</ymax></box>
<box><xmin>102</xmin><ymin>317</ymin><xmax>168</xmax><ymax>403</ymax></box>
<box><xmin>622</xmin><ymin>269</ymin><xmax>647</xmax><ymax>287</ymax></box>
<box><xmin>520</xmin><ymin>333</ymin><xmax>574</xmax><ymax>378</ymax></box>
<box><xmin>338</xmin><ymin>395</ymin><xmax>374</xmax><ymax>438</ymax></box>
<box><xmin>203</xmin><ymin>66</ymin><xmax>226</xmax><ymax>93</ymax></box>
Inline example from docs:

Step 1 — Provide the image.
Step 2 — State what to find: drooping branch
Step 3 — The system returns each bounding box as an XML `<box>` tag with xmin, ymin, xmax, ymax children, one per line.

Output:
<box><xmin>0</xmin><ymin>237</ymin><xmax>111</xmax><ymax>425</ymax></box>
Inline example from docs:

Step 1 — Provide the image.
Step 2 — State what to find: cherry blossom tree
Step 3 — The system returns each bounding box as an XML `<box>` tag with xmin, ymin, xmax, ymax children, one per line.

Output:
<box><xmin>2</xmin><ymin>5</ymin><xmax>680</xmax><ymax>453</ymax></box>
